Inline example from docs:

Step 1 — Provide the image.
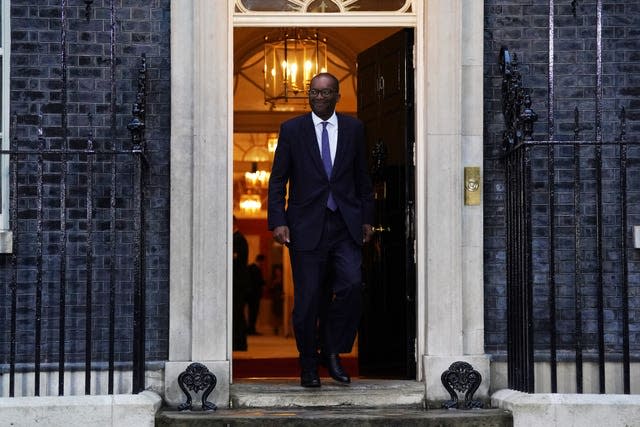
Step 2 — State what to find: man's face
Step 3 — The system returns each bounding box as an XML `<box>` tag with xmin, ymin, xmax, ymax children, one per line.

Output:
<box><xmin>308</xmin><ymin>75</ymin><xmax>340</xmax><ymax>120</ymax></box>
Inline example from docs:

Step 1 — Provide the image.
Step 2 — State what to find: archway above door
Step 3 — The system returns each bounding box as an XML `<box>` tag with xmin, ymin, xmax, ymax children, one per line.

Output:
<box><xmin>234</xmin><ymin>0</ymin><xmax>413</xmax><ymax>14</ymax></box>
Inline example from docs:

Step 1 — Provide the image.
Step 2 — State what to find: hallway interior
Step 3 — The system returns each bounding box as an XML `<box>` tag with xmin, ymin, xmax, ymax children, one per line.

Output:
<box><xmin>233</xmin><ymin>331</ymin><xmax>358</xmax><ymax>378</ymax></box>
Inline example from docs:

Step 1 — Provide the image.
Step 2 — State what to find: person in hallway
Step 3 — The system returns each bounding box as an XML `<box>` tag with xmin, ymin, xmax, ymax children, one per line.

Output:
<box><xmin>269</xmin><ymin>264</ymin><xmax>284</xmax><ymax>335</ymax></box>
<box><xmin>232</xmin><ymin>215</ymin><xmax>249</xmax><ymax>351</ymax></box>
<box><xmin>267</xmin><ymin>72</ymin><xmax>374</xmax><ymax>388</ymax></box>
<box><xmin>246</xmin><ymin>254</ymin><xmax>266</xmax><ymax>335</ymax></box>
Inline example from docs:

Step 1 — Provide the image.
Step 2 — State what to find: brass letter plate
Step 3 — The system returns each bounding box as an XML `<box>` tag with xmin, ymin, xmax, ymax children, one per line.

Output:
<box><xmin>464</xmin><ymin>167</ymin><xmax>481</xmax><ymax>206</ymax></box>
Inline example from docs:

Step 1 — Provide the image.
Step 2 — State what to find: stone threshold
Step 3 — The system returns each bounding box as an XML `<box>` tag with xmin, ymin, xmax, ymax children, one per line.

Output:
<box><xmin>157</xmin><ymin>381</ymin><xmax>511</xmax><ymax>426</ymax></box>
<box><xmin>229</xmin><ymin>379</ymin><xmax>426</xmax><ymax>408</ymax></box>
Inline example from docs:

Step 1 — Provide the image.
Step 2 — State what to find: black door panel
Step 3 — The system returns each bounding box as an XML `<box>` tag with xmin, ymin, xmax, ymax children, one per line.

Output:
<box><xmin>357</xmin><ymin>29</ymin><xmax>416</xmax><ymax>379</ymax></box>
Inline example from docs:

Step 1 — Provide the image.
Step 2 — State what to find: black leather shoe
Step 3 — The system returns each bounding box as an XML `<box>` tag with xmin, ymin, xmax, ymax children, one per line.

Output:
<box><xmin>322</xmin><ymin>353</ymin><xmax>350</xmax><ymax>384</ymax></box>
<box><xmin>300</xmin><ymin>369</ymin><xmax>321</xmax><ymax>388</ymax></box>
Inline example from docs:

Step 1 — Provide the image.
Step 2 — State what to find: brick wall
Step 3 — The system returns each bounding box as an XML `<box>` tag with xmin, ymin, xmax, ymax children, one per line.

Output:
<box><xmin>0</xmin><ymin>0</ymin><xmax>170</xmax><ymax>367</ymax></box>
<box><xmin>3</xmin><ymin>0</ymin><xmax>638</xmax><ymax>370</ymax></box>
<box><xmin>484</xmin><ymin>0</ymin><xmax>640</xmax><ymax>357</ymax></box>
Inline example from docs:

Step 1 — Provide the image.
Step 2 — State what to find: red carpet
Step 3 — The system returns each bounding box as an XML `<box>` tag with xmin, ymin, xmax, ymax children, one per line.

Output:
<box><xmin>233</xmin><ymin>357</ymin><xmax>359</xmax><ymax>378</ymax></box>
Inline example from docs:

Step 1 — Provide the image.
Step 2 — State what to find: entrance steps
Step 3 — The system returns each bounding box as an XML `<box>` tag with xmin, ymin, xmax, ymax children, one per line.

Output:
<box><xmin>231</xmin><ymin>379</ymin><xmax>425</xmax><ymax>408</ymax></box>
<box><xmin>155</xmin><ymin>379</ymin><xmax>513</xmax><ymax>426</ymax></box>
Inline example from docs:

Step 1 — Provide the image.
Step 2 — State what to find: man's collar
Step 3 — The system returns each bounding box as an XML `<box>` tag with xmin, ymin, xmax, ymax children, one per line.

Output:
<box><xmin>311</xmin><ymin>111</ymin><xmax>337</xmax><ymax>127</ymax></box>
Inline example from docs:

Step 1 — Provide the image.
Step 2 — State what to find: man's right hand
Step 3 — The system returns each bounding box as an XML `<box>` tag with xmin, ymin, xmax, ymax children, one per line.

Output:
<box><xmin>273</xmin><ymin>225</ymin><xmax>290</xmax><ymax>245</ymax></box>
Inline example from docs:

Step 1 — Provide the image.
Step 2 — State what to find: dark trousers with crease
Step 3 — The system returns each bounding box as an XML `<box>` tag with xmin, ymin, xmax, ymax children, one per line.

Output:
<box><xmin>289</xmin><ymin>209</ymin><xmax>363</xmax><ymax>371</ymax></box>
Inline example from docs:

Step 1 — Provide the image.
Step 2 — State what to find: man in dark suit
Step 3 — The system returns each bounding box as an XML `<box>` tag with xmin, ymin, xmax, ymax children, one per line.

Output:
<box><xmin>268</xmin><ymin>72</ymin><xmax>374</xmax><ymax>387</ymax></box>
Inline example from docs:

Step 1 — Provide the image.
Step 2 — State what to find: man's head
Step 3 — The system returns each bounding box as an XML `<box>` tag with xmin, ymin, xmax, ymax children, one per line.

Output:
<box><xmin>308</xmin><ymin>72</ymin><xmax>341</xmax><ymax>120</ymax></box>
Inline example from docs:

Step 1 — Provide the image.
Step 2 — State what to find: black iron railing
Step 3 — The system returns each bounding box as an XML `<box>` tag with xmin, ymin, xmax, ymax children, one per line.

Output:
<box><xmin>501</xmin><ymin>41</ymin><xmax>638</xmax><ymax>394</ymax></box>
<box><xmin>0</xmin><ymin>50</ymin><xmax>147</xmax><ymax>398</ymax></box>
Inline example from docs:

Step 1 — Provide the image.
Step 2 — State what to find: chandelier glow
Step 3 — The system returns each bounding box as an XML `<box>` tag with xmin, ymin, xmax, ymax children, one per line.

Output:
<box><xmin>264</xmin><ymin>29</ymin><xmax>327</xmax><ymax>108</ymax></box>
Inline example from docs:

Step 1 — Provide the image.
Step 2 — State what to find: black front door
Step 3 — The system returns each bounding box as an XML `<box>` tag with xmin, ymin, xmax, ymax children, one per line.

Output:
<box><xmin>357</xmin><ymin>29</ymin><xmax>416</xmax><ymax>378</ymax></box>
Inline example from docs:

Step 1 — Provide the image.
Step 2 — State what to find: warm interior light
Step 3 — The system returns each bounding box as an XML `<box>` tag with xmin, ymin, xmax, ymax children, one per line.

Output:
<box><xmin>264</xmin><ymin>29</ymin><xmax>327</xmax><ymax>107</ymax></box>
<box><xmin>244</xmin><ymin>170</ymin><xmax>270</xmax><ymax>188</ymax></box>
<box><xmin>267</xmin><ymin>136</ymin><xmax>278</xmax><ymax>153</ymax></box>
<box><xmin>239</xmin><ymin>194</ymin><xmax>262</xmax><ymax>214</ymax></box>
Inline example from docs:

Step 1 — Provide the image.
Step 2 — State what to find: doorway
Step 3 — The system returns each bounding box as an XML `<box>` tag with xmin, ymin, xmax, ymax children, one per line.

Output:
<box><xmin>168</xmin><ymin>2</ymin><xmax>487</xmax><ymax>405</ymax></box>
<box><xmin>232</xmin><ymin>26</ymin><xmax>416</xmax><ymax>379</ymax></box>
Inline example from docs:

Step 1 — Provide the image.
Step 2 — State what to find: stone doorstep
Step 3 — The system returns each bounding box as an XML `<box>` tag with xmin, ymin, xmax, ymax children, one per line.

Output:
<box><xmin>230</xmin><ymin>379</ymin><xmax>426</xmax><ymax>408</ymax></box>
<box><xmin>157</xmin><ymin>380</ymin><xmax>512</xmax><ymax>426</ymax></box>
<box><xmin>156</xmin><ymin>407</ymin><xmax>513</xmax><ymax>427</ymax></box>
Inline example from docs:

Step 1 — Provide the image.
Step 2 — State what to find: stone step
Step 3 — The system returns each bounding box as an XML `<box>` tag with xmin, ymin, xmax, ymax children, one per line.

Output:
<box><xmin>230</xmin><ymin>379</ymin><xmax>426</xmax><ymax>408</ymax></box>
<box><xmin>156</xmin><ymin>407</ymin><xmax>513</xmax><ymax>427</ymax></box>
<box><xmin>156</xmin><ymin>379</ymin><xmax>512</xmax><ymax>426</ymax></box>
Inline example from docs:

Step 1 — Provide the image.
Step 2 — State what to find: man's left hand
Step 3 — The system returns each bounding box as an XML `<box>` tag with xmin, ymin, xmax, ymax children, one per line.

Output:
<box><xmin>362</xmin><ymin>224</ymin><xmax>373</xmax><ymax>243</ymax></box>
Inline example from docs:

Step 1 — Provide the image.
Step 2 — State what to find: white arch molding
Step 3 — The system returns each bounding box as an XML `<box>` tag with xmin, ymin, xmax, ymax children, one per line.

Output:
<box><xmin>234</xmin><ymin>0</ymin><xmax>414</xmax><ymax>14</ymax></box>
<box><xmin>167</xmin><ymin>0</ymin><xmax>487</xmax><ymax>407</ymax></box>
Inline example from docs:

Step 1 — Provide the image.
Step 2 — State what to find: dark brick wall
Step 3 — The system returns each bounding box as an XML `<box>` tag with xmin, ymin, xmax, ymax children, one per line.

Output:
<box><xmin>3</xmin><ymin>0</ymin><xmax>638</xmax><ymax>370</ymax></box>
<box><xmin>484</xmin><ymin>1</ymin><xmax>640</xmax><ymax>357</ymax></box>
<box><xmin>0</xmin><ymin>0</ymin><xmax>170</xmax><ymax>367</ymax></box>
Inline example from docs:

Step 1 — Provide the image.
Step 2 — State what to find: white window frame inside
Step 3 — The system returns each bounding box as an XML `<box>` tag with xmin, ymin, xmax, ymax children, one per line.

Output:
<box><xmin>1</xmin><ymin>0</ymin><xmax>11</xmax><ymax>250</ymax></box>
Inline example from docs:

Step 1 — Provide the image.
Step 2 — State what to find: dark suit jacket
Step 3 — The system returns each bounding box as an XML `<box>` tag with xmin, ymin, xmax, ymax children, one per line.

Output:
<box><xmin>268</xmin><ymin>112</ymin><xmax>374</xmax><ymax>251</ymax></box>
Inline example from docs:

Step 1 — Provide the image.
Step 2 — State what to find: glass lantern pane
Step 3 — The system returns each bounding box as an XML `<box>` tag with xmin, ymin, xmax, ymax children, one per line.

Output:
<box><xmin>264</xmin><ymin>39</ymin><xmax>288</xmax><ymax>101</ymax></box>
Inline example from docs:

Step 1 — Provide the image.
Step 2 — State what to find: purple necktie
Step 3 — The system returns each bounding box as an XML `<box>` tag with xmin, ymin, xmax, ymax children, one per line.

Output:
<box><xmin>321</xmin><ymin>122</ymin><xmax>337</xmax><ymax>211</ymax></box>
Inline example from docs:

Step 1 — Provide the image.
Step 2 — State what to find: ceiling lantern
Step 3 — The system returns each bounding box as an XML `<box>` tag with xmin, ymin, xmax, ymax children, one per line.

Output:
<box><xmin>264</xmin><ymin>29</ymin><xmax>327</xmax><ymax>108</ymax></box>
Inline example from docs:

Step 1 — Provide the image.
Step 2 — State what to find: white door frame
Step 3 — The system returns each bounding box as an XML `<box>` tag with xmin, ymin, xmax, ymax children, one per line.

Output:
<box><xmin>167</xmin><ymin>0</ymin><xmax>486</xmax><ymax>407</ymax></box>
<box><xmin>231</xmin><ymin>1</ymin><xmax>425</xmax><ymax>377</ymax></box>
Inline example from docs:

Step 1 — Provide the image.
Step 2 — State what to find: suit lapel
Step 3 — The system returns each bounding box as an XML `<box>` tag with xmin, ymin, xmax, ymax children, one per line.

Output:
<box><xmin>333</xmin><ymin>114</ymin><xmax>349</xmax><ymax>177</ymax></box>
<box><xmin>302</xmin><ymin>114</ymin><xmax>325</xmax><ymax>176</ymax></box>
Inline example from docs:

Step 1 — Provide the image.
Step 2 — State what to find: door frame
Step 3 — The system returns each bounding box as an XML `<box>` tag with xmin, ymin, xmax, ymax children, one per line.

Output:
<box><xmin>168</xmin><ymin>1</ymin><xmax>486</xmax><ymax>403</ymax></box>
<box><xmin>231</xmin><ymin>2</ymin><xmax>424</xmax><ymax>377</ymax></box>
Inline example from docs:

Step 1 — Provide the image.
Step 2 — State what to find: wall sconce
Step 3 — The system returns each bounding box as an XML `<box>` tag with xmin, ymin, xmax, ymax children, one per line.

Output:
<box><xmin>245</xmin><ymin>169</ymin><xmax>270</xmax><ymax>189</ymax></box>
<box><xmin>239</xmin><ymin>194</ymin><xmax>262</xmax><ymax>215</ymax></box>
<box><xmin>244</xmin><ymin>161</ymin><xmax>270</xmax><ymax>189</ymax></box>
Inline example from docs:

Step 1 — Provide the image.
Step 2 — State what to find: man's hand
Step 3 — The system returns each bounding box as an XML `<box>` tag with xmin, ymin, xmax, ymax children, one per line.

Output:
<box><xmin>273</xmin><ymin>225</ymin><xmax>290</xmax><ymax>245</ymax></box>
<box><xmin>362</xmin><ymin>224</ymin><xmax>373</xmax><ymax>243</ymax></box>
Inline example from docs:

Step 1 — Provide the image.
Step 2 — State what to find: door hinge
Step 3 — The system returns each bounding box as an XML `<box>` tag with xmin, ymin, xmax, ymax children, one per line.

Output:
<box><xmin>412</xmin><ymin>44</ymin><xmax>416</xmax><ymax>69</ymax></box>
<box><xmin>413</xmin><ymin>239</ymin><xmax>416</xmax><ymax>264</ymax></box>
<box><xmin>412</xmin><ymin>142</ymin><xmax>416</xmax><ymax>166</ymax></box>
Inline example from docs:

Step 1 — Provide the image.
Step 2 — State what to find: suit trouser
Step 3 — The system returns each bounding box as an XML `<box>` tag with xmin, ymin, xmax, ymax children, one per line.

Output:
<box><xmin>289</xmin><ymin>209</ymin><xmax>363</xmax><ymax>371</ymax></box>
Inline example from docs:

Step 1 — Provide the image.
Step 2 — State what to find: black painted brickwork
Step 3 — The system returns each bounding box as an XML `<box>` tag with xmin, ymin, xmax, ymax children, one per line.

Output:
<box><xmin>0</xmin><ymin>0</ymin><xmax>170</xmax><ymax>366</ymax></box>
<box><xmin>3</xmin><ymin>0</ymin><xmax>638</xmax><ymax>371</ymax></box>
<box><xmin>484</xmin><ymin>1</ymin><xmax>640</xmax><ymax>358</ymax></box>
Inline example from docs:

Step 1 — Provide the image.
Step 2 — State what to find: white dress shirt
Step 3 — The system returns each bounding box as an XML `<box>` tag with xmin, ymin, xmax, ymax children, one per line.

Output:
<box><xmin>312</xmin><ymin>112</ymin><xmax>338</xmax><ymax>166</ymax></box>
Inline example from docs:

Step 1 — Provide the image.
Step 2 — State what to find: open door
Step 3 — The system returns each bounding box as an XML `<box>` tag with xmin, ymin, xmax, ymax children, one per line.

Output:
<box><xmin>357</xmin><ymin>29</ymin><xmax>416</xmax><ymax>378</ymax></box>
